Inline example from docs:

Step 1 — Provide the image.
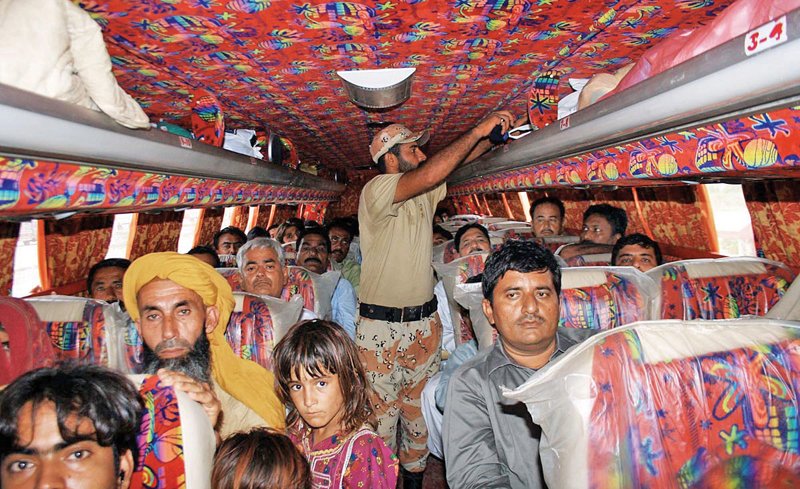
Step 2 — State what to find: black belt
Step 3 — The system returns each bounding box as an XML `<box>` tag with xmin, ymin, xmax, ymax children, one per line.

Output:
<box><xmin>359</xmin><ymin>297</ymin><xmax>437</xmax><ymax>323</ymax></box>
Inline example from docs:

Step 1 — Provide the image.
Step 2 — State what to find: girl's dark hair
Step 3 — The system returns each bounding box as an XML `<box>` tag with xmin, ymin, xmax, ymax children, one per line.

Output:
<box><xmin>211</xmin><ymin>428</ymin><xmax>311</xmax><ymax>489</ymax></box>
<box><xmin>482</xmin><ymin>240</ymin><xmax>561</xmax><ymax>301</ymax></box>
<box><xmin>277</xmin><ymin>222</ymin><xmax>304</xmax><ymax>244</ymax></box>
<box><xmin>273</xmin><ymin>320</ymin><xmax>374</xmax><ymax>435</ymax></box>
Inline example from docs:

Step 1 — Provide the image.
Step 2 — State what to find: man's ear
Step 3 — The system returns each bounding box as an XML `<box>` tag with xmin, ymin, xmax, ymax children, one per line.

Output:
<box><xmin>281</xmin><ymin>265</ymin><xmax>289</xmax><ymax>287</ymax></box>
<box><xmin>204</xmin><ymin>305</ymin><xmax>220</xmax><ymax>334</ymax></box>
<box><xmin>481</xmin><ymin>298</ymin><xmax>496</xmax><ymax>326</ymax></box>
<box><xmin>117</xmin><ymin>449</ymin><xmax>134</xmax><ymax>489</ymax></box>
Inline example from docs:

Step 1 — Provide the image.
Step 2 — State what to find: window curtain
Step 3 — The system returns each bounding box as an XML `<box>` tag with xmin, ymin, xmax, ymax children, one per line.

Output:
<box><xmin>229</xmin><ymin>206</ymin><xmax>249</xmax><ymax>231</ymax></box>
<box><xmin>128</xmin><ymin>211</ymin><xmax>184</xmax><ymax>260</ymax></box>
<box><xmin>0</xmin><ymin>222</ymin><xmax>20</xmax><ymax>295</ymax></box>
<box><xmin>302</xmin><ymin>201</ymin><xmax>329</xmax><ymax>224</ymax></box>
<box><xmin>743</xmin><ymin>181</ymin><xmax>800</xmax><ymax>270</ymax></box>
<box><xmin>42</xmin><ymin>215</ymin><xmax>114</xmax><ymax>289</ymax></box>
<box><xmin>195</xmin><ymin>208</ymin><xmax>225</xmax><ymax>248</ymax></box>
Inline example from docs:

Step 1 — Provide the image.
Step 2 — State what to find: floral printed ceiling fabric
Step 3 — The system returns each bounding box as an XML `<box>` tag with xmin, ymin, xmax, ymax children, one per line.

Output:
<box><xmin>80</xmin><ymin>0</ymin><xmax>734</xmax><ymax>171</ymax></box>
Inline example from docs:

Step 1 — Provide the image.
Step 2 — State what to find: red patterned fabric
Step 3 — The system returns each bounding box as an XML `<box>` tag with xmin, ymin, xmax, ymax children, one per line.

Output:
<box><xmin>131</xmin><ymin>375</ymin><xmax>186</xmax><ymax>489</ymax></box>
<box><xmin>0</xmin><ymin>222</ymin><xmax>19</xmax><ymax>296</ymax></box>
<box><xmin>0</xmin><ymin>297</ymin><xmax>55</xmax><ymax>385</ymax></box>
<box><xmin>559</xmin><ymin>272</ymin><xmax>646</xmax><ymax>330</ymax></box>
<box><xmin>564</xmin><ymin>254</ymin><xmax>611</xmax><ymax>267</ymax></box>
<box><xmin>528</xmin><ymin>70</ymin><xmax>561</xmax><ymax>130</ymax></box>
<box><xmin>744</xmin><ymin>181</ymin><xmax>800</xmax><ymax>271</ymax></box>
<box><xmin>225</xmin><ymin>295</ymin><xmax>277</xmax><ymax>371</ymax></box>
<box><xmin>42</xmin><ymin>300</ymin><xmax>108</xmax><ymax>366</ymax></box>
<box><xmin>190</xmin><ymin>89</ymin><xmax>225</xmax><ymax>147</ymax></box>
<box><xmin>588</xmin><ymin>331</ymin><xmax>800</xmax><ymax>488</ymax></box>
<box><xmin>128</xmin><ymin>210</ymin><xmax>183</xmax><ymax>260</ymax></box>
<box><xmin>281</xmin><ymin>267</ymin><xmax>316</xmax><ymax>312</ymax></box>
<box><xmin>449</xmin><ymin>107</ymin><xmax>800</xmax><ymax>197</ymax></box>
<box><xmin>43</xmin><ymin>215</ymin><xmax>113</xmax><ymax>288</ymax></box>
<box><xmin>196</xmin><ymin>207</ymin><xmax>224</xmax><ymax>248</ymax></box>
<box><xmin>654</xmin><ymin>261</ymin><xmax>795</xmax><ymax>320</ymax></box>
<box><xmin>229</xmin><ymin>206</ymin><xmax>249</xmax><ymax>231</ymax></box>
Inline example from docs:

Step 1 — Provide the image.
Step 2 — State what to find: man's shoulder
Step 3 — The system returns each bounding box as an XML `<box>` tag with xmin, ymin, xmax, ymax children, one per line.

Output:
<box><xmin>451</xmin><ymin>347</ymin><xmax>494</xmax><ymax>382</ymax></box>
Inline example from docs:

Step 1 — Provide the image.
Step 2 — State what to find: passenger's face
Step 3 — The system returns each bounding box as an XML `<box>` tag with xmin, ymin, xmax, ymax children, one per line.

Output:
<box><xmin>297</xmin><ymin>235</ymin><xmax>329</xmax><ymax>274</ymax></box>
<box><xmin>328</xmin><ymin>228</ymin><xmax>352</xmax><ymax>264</ymax></box>
<box><xmin>458</xmin><ymin>228</ymin><xmax>491</xmax><ymax>257</ymax></box>
<box><xmin>216</xmin><ymin>233</ymin><xmax>244</xmax><ymax>255</ymax></box>
<box><xmin>395</xmin><ymin>142</ymin><xmax>427</xmax><ymax>173</ymax></box>
<box><xmin>615</xmin><ymin>244</ymin><xmax>658</xmax><ymax>272</ymax></box>
<box><xmin>240</xmin><ymin>247</ymin><xmax>287</xmax><ymax>298</ymax></box>
<box><xmin>1</xmin><ymin>402</ymin><xmax>133</xmax><ymax>489</ymax></box>
<box><xmin>580</xmin><ymin>214</ymin><xmax>620</xmax><ymax>245</ymax></box>
<box><xmin>289</xmin><ymin>368</ymin><xmax>345</xmax><ymax>441</ymax></box>
<box><xmin>432</xmin><ymin>232</ymin><xmax>449</xmax><ymax>246</ymax></box>
<box><xmin>268</xmin><ymin>227</ymin><xmax>279</xmax><ymax>239</ymax></box>
<box><xmin>482</xmin><ymin>270</ymin><xmax>559</xmax><ymax>366</ymax></box>
<box><xmin>531</xmin><ymin>203</ymin><xmax>564</xmax><ymax>238</ymax></box>
<box><xmin>135</xmin><ymin>279</ymin><xmax>217</xmax><ymax>359</ymax></box>
<box><xmin>90</xmin><ymin>267</ymin><xmax>125</xmax><ymax>303</ymax></box>
<box><xmin>281</xmin><ymin>226</ymin><xmax>299</xmax><ymax>244</ymax></box>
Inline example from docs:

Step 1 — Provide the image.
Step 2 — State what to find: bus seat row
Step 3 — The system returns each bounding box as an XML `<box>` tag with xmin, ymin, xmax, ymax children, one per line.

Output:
<box><xmin>504</xmin><ymin>318</ymin><xmax>800</xmax><ymax>489</ymax></box>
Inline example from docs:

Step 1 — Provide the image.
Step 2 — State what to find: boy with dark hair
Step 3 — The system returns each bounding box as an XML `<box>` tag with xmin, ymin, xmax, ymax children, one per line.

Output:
<box><xmin>187</xmin><ymin>245</ymin><xmax>221</xmax><ymax>268</ymax></box>
<box><xmin>581</xmin><ymin>204</ymin><xmax>627</xmax><ymax>245</ymax></box>
<box><xmin>612</xmin><ymin>233</ymin><xmax>663</xmax><ymax>272</ymax></box>
<box><xmin>453</xmin><ymin>222</ymin><xmax>491</xmax><ymax>255</ymax></box>
<box><xmin>529</xmin><ymin>196</ymin><xmax>565</xmax><ymax>238</ymax></box>
<box><xmin>87</xmin><ymin>258</ymin><xmax>131</xmax><ymax>303</ymax></box>
<box><xmin>213</xmin><ymin>226</ymin><xmax>247</xmax><ymax>256</ymax></box>
<box><xmin>0</xmin><ymin>364</ymin><xmax>143</xmax><ymax>489</ymax></box>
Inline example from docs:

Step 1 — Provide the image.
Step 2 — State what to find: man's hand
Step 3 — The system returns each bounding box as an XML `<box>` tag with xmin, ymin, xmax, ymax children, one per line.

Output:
<box><xmin>472</xmin><ymin>110</ymin><xmax>515</xmax><ymax>140</ymax></box>
<box><xmin>157</xmin><ymin>368</ymin><xmax>222</xmax><ymax>431</ymax></box>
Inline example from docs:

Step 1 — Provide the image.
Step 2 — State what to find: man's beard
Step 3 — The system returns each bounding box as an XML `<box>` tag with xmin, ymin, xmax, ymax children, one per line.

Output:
<box><xmin>398</xmin><ymin>154</ymin><xmax>416</xmax><ymax>173</ymax></box>
<box><xmin>143</xmin><ymin>333</ymin><xmax>212</xmax><ymax>384</ymax></box>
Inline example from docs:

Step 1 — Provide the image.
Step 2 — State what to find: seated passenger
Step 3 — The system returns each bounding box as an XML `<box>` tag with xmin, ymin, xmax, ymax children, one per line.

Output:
<box><xmin>87</xmin><ymin>258</ymin><xmax>131</xmax><ymax>304</ymax></box>
<box><xmin>267</xmin><ymin>223</ymin><xmax>280</xmax><ymax>239</ymax></box>
<box><xmin>434</xmin><ymin>208</ymin><xmax>450</xmax><ymax>224</ymax></box>
<box><xmin>558</xmin><ymin>203</ymin><xmax>628</xmax><ymax>261</ymax></box>
<box><xmin>212</xmin><ymin>428</ymin><xmax>311</xmax><ymax>489</ymax></box>
<box><xmin>273</xmin><ymin>320</ymin><xmax>398</xmax><ymax>488</ymax></box>
<box><xmin>214</xmin><ymin>226</ymin><xmax>247</xmax><ymax>256</ymax></box>
<box><xmin>246</xmin><ymin>226</ymin><xmax>270</xmax><ymax>241</ymax></box>
<box><xmin>187</xmin><ymin>245</ymin><xmax>221</xmax><ymax>268</ymax></box>
<box><xmin>529</xmin><ymin>196</ymin><xmax>566</xmax><ymax>238</ymax></box>
<box><xmin>327</xmin><ymin>217</ymin><xmax>361</xmax><ymax>292</ymax></box>
<box><xmin>432</xmin><ymin>225</ymin><xmax>453</xmax><ymax>246</ymax></box>
<box><xmin>122</xmin><ymin>252</ymin><xmax>285</xmax><ymax>437</ymax></box>
<box><xmin>443</xmin><ymin>240</ymin><xmax>595</xmax><ymax>489</ymax></box>
<box><xmin>296</xmin><ymin>228</ymin><xmax>357</xmax><ymax>338</ymax></box>
<box><xmin>611</xmin><ymin>233</ymin><xmax>663</xmax><ymax>272</ymax></box>
<box><xmin>277</xmin><ymin>221</ymin><xmax>303</xmax><ymax>245</ymax></box>
<box><xmin>0</xmin><ymin>364</ymin><xmax>143</xmax><ymax>489</ymax></box>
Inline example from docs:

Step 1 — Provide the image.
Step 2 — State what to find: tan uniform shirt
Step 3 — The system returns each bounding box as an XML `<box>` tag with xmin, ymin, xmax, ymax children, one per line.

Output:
<box><xmin>213</xmin><ymin>381</ymin><xmax>270</xmax><ymax>438</ymax></box>
<box><xmin>358</xmin><ymin>174</ymin><xmax>445</xmax><ymax>307</ymax></box>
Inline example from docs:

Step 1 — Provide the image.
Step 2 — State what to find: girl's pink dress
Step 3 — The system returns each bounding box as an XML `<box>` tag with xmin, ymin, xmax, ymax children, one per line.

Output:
<box><xmin>289</xmin><ymin>422</ymin><xmax>398</xmax><ymax>489</ymax></box>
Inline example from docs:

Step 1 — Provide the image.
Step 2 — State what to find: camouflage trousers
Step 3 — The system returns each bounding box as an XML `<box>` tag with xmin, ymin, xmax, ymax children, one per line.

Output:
<box><xmin>356</xmin><ymin>312</ymin><xmax>442</xmax><ymax>472</ymax></box>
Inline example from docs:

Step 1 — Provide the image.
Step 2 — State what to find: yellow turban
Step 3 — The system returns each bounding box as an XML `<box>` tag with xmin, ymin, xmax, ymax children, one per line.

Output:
<box><xmin>123</xmin><ymin>252</ymin><xmax>285</xmax><ymax>429</ymax></box>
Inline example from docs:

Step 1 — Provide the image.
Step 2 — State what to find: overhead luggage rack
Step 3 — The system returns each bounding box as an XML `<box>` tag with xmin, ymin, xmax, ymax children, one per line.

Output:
<box><xmin>448</xmin><ymin>8</ymin><xmax>800</xmax><ymax>193</ymax></box>
<box><xmin>0</xmin><ymin>84</ymin><xmax>344</xmax><ymax>217</ymax></box>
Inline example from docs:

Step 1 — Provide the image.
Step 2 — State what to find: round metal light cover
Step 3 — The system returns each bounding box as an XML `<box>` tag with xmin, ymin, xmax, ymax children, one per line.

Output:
<box><xmin>337</xmin><ymin>68</ymin><xmax>415</xmax><ymax>109</ymax></box>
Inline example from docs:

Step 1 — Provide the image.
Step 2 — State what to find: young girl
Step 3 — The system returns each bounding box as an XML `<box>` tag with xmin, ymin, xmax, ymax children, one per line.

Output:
<box><xmin>273</xmin><ymin>320</ymin><xmax>398</xmax><ymax>489</ymax></box>
<box><xmin>211</xmin><ymin>428</ymin><xmax>311</xmax><ymax>489</ymax></box>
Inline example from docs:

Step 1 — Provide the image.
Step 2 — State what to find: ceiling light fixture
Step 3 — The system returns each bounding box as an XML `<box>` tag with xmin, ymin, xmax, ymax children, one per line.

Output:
<box><xmin>337</xmin><ymin>68</ymin><xmax>415</xmax><ymax>109</ymax></box>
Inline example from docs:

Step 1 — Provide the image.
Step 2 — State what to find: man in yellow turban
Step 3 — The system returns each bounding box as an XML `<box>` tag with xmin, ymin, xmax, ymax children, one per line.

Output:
<box><xmin>123</xmin><ymin>252</ymin><xmax>284</xmax><ymax>437</ymax></box>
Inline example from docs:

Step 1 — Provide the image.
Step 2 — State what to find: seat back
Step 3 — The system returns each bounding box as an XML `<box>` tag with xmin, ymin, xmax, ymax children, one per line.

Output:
<box><xmin>282</xmin><ymin>241</ymin><xmax>297</xmax><ymax>266</ymax></box>
<box><xmin>216</xmin><ymin>267</ymin><xmax>242</xmax><ymax>291</ymax></box>
<box><xmin>563</xmin><ymin>252</ymin><xmax>612</xmax><ymax>267</ymax></box>
<box><xmin>433</xmin><ymin>253</ymin><xmax>488</xmax><ymax>346</ymax></box>
<box><xmin>647</xmin><ymin>257</ymin><xmax>795</xmax><ymax>320</ymax></box>
<box><xmin>486</xmin><ymin>221</ymin><xmax>529</xmax><ymax>231</ymax></box>
<box><xmin>767</xmin><ymin>277</ymin><xmax>800</xmax><ymax>321</ymax></box>
<box><xmin>281</xmin><ymin>266</ymin><xmax>339</xmax><ymax>319</ymax></box>
<box><xmin>0</xmin><ymin>297</ymin><xmax>55</xmax><ymax>385</ymax></box>
<box><xmin>129</xmin><ymin>374</ymin><xmax>215</xmax><ymax>489</ymax></box>
<box><xmin>26</xmin><ymin>296</ymin><xmax>113</xmax><ymax>366</ymax></box>
<box><xmin>490</xmin><ymin>227</ymin><xmax>536</xmax><ymax>242</ymax></box>
<box><xmin>560</xmin><ymin>267</ymin><xmax>659</xmax><ymax>330</ymax></box>
<box><xmin>504</xmin><ymin>319</ymin><xmax>800</xmax><ymax>489</ymax></box>
<box><xmin>225</xmin><ymin>292</ymin><xmax>303</xmax><ymax>371</ymax></box>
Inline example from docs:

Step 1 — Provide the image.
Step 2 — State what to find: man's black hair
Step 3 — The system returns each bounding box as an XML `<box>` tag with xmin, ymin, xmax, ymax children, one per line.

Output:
<box><xmin>482</xmin><ymin>240</ymin><xmax>561</xmax><ymax>301</ymax></box>
<box><xmin>246</xmin><ymin>226</ymin><xmax>270</xmax><ymax>241</ymax></box>
<box><xmin>327</xmin><ymin>217</ymin><xmax>355</xmax><ymax>240</ymax></box>
<box><xmin>530</xmin><ymin>196</ymin><xmax>565</xmax><ymax>220</ymax></box>
<box><xmin>87</xmin><ymin>258</ymin><xmax>131</xmax><ymax>294</ymax></box>
<box><xmin>454</xmin><ymin>223</ymin><xmax>490</xmax><ymax>253</ymax></box>
<box><xmin>213</xmin><ymin>226</ymin><xmax>247</xmax><ymax>249</ymax></box>
<box><xmin>583</xmin><ymin>204</ymin><xmax>628</xmax><ymax>237</ymax></box>
<box><xmin>611</xmin><ymin>233</ymin><xmax>663</xmax><ymax>267</ymax></box>
<box><xmin>298</xmin><ymin>227</ymin><xmax>331</xmax><ymax>253</ymax></box>
<box><xmin>0</xmin><ymin>364</ymin><xmax>143</xmax><ymax>468</ymax></box>
<box><xmin>433</xmin><ymin>225</ymin><xmax>453</xmax><ymax>241</ymax></box>
<box><xmin>376</xmin><ymin>143</ymin><xmax>402</xmax><ymax>174</ymax></box>
<box><xmin>187</xmin><ymin>245</ymin><xmax>221</xmax><ymax>268</ymax></box>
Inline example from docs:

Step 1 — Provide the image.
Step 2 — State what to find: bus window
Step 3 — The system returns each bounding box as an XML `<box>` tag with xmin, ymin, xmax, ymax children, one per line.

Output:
<box><xmin>12</xmin><ymin>221</ymin><xmax>41</xmax><ymax>297</ymax></box>
<box><xmin>222</xmin><ymin>207</ymin><xmax>235</xmax><ymax>228</ymax></box>
<box><xmin>105</xmin><ymin>213</ymin><xmax>134</xmax><ymax>259</ymax></box>
<box><xmin>704</xmin><ymin>183</ymin><xmax>756</xmax><ymax>257</ymax></box>
<box><xmin>518</xmin><ymin>192</ymin><xmax>531</xmax><ymax>222</ymax></box>
<box><xmin>177</xmin><ymin>209</ymin><xmax>202</xmax><ymax>253</ymax></box>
